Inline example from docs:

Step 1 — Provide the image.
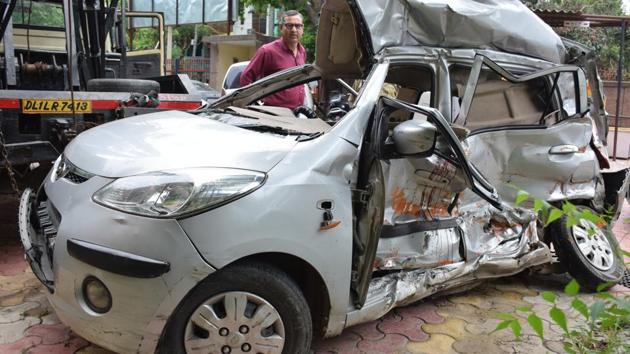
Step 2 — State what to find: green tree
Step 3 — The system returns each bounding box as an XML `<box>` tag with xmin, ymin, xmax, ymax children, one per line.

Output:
<box><xmin>172</xmin><ymin>24</ymin><xmax>217</xmax><ymax>58</ymax></box>
<box><xmin>523</xmin><ymin>0</ymin><xmax>630</xmax><ymax>79</ymax></box>
<box><xmin>240</xmin><ymin>0</ymin><xmax>322</xmax><ymax>62</ymax></box>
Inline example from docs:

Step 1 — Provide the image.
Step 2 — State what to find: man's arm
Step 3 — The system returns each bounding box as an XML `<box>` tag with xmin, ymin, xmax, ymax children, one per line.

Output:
<box><xmin>240</xmin><ymin>47</ymin><xmax>267</xmax><ymax>86</ymax></box>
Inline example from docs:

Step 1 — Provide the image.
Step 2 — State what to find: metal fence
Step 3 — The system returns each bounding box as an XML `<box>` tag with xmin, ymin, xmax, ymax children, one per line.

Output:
<box><xmin>166</xmin><ymin>58</ymin><xmax>211</xmax><ymax>83</ymax></box>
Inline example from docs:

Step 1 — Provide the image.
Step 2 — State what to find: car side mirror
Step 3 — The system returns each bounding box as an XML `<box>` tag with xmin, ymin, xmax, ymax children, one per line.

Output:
<box><xmin>392</xmin><ymin>119</ymin><xmax>437</xmax><ymax>155</ymax></box>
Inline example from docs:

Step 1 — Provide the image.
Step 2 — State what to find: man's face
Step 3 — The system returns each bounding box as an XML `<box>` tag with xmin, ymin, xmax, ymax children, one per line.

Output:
<box><xmin>280</xmin><ymin>15</ymin><xmax>304</xmax><ymax>47</ymax></box>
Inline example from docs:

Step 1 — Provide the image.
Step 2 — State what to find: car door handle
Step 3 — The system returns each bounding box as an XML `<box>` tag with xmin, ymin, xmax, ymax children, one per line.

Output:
<box><xmin>549</xmin><ymin>144</ymin><xmax>579</xmax><ymax>155</ymax></box>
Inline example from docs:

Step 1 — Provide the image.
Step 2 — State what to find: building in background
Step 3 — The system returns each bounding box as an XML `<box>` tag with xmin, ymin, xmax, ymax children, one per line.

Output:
<box><xmin>202</xmin><ymin>5</ymin><xmax>277</xmax><ymax>89</ymax></box>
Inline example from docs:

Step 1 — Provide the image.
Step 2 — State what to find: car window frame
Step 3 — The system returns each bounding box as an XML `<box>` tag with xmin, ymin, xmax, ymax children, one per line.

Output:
<box><xmin>455</xmin><ymin>54</ymin><xmax>586</xmax><ymax>132</ymax></box>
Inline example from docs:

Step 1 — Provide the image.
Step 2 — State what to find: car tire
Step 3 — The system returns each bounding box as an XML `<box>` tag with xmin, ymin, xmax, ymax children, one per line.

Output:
<box><xmin>158</xmin><ymin>262</ymin><xmax>312</xmax><ymax>354</ymax></box>
<box><xmin>86</xmin><ymin>78</ymin><xmax>160</xmax><ymax>94</ymax></box>
<box><xmin>549</xmin><ymin>206</ymin><xmax>624</xmax><ymax>292</ymax></box>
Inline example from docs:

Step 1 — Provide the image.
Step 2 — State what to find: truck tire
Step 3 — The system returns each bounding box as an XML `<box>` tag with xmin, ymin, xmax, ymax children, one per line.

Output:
<box><xmin>86</xmin><ymin>78</ymin><xmax>160</xmax><ymax>94</ymax></box>
<box><xmin>549</xmin><ymin>206</ymin><xmax>624</xmax><ymax>292</ymax></box>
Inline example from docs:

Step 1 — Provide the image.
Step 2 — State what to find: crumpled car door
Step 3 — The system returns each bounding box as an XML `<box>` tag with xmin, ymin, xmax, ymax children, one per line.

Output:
<box><xmin>456</xmin><ymin>54</ymin><xmax>598</xmax><ymax>204</ymax></box>
<box><xmin>351</xmin><ymin>96</ymin><xmax>503</xmax><ymax>308</ymax></box>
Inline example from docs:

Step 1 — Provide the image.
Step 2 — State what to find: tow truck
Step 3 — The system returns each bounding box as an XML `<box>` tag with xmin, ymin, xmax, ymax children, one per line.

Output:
<box><xmin>0</xmin><ymin>0</ymin><xmax>203</xmax><ymax>192</ymax></box>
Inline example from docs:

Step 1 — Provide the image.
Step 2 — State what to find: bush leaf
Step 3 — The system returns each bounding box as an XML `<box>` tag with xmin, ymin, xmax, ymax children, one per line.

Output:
<box><xmin>509</xmin><ymin>320</ymin><xmax>522</xmax><ymax>339</ymax></box>
<box><xmin>496</xmin><ymin>312</ymin><xmax>516</xmax><ymax>321</ymax></box>
<box><xmin>579</xmin><ymin>209</ymin><xmax>603</xmax><ymax>225</ymax></box>
<box><xmin>515</xmin><ymin>190</ymin><xmax>529</xmax><ymax>206</ymax></box>
<box><xmin>527</xmin><ymin>313</ymin><xmax>544</xmax><ymax>340</ymax></box>
<box><xmin>563</xmin><ymin>342</ymin><xmax>576</xmax><ymax>354</ymax></box>
<box><xmin>545</xmin><ymin>208</ymin><xmax>564</xmax><ymax>226</ymax></box>
<box><xmin>564</xmin><ymin>279</ymin><xmax>580</xmax><ymax>296</ymax></box>
<box><xmin>492</xmin><ymin>320</ymin><xmax>512</xmax><ymax>333</ymax></box>
<box><xmin>595</xmin><ymin>292</ymin><xmax>615</xmax><ymax>301</ymax></box>
<box><xmin>550</xmin><ymin>307</ymin><xmax>568</xmax><ymax>333</ymax></box>
<box><xmin>533</xmin><ymin>199</ymin><xmax>545</xmax><ymax>213</ymax></box>
<box><xmin>542</xmin><ymin>291</ymin><xmax>557</xmax><ymax>303</ymax></box>
<box><xmin>571</xmin><ymin>298</ymin><xmax>589</xmax><ymax>320</ymax></box>
<box><xmin>590</xmin><ymin>301</ymin><xmax>605</xmax><ymax>321</ymax></box>
<box><xmin>516</xmin><ymin>306</ymin><xmax>532</xmax><ymax>312</ymax></box>
<box><xmin>596</xmin><ymin>282</ymin><xmax>614</xmax><ymax>293</ymax></box>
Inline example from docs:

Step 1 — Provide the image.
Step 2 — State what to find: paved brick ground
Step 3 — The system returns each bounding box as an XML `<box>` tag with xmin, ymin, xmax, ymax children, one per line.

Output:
<box><xmin>0</xmin><ymin>195</ymin><xmax>628</xmax><ymax>353</ymax></box>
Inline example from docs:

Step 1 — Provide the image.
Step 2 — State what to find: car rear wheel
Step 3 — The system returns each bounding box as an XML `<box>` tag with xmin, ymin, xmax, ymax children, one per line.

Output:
<box><xmin>159</xmin><ymin>262</ymin><xmax>312</xmax><ymax>354</ymax></box>
<box><xmin>549</xmin><ymin>206</ymin><xmax>624</xmax><ymax>292</ymax></box>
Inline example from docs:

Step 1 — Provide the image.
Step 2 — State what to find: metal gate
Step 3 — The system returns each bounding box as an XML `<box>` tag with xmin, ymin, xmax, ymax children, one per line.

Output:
<box><xmin>166</xmin><ymin>58</ymin><xmax>211</xmax><ymax>83</ymax></box>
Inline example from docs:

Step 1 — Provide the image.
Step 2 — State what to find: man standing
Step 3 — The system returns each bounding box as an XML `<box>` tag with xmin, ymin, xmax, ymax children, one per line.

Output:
<box><xmin>239</xmin><ymin>10</ymin><xmax>306</xmax><ymax>109</ymax></box>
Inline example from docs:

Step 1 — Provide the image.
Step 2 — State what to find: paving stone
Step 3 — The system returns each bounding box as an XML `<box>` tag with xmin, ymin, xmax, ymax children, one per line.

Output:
<box><xmin>41</xmin><ymin>313</ymin><xmax>60</xmax><ymax>325</ymax></box>
<box><xmin>406</xmin><ymin>333</ymin><xmax>456</xmax><ymax>354</ymax></box>
<box><xmin>75</xmin><ymin>345</ymin><xmax>116</xmax><ymax>354</ymax></box>
<box><xmin>347</xmin><ymin>320</ymin><xmax>386</xmax><ymax>341</ymax></box>
<box><xmin>497</xmin><ymin>335</ymin><xmax>548</xmax><ymax>354</ymax></box>
<box><xmin>0</xmin><ymin>272</ymin><xmax>39</xmax><ymax>295</ymax></box>
<box><xmin>22</xmin><ymin>304</ymin><xmax>51</xmax><ymax>319</ymax></box>
<box><xmin>378</xmin><ymin>314</ymin><xmax>428</xmax><ymax>342</ymax></box>
<box><xmin>543</xmin><ymin>339</ymin><xmax>566</xmax><ymax>353</ymax></box>
<box><xmin>421</xmin><ymin>318</ymin><xmax>468</xmax><ymax>340</ymax></box>
<box><xmin>356</xmin><ymin>333</ymin><xmax>408</xmax><ymax>353</ymax></box>
<box><xmin>311</xmin><ymin>331</ymin><xmax>362</xmax><ymax>354</ymax></box>
<box><xmin>463</xmin><ymin>317</ymin><xmax>513</xmax><ymax>339</ymax></box>
<box><xmin>0</xmin><ymin>287</ymin><xmax>41</xmax><ymax>307</ymax></box>
<box><xmin>0</xmin><ymin>245</ymin><xmax>28</xmax><ymax>276</ymax></box>
<box><xmin>0</xmin><ymin>301</ymin><xmax>39</xmax><ymax>323</ymax></box>
<box><xmin>396</xmin><ymin>302</ymin><xmax>444</xmax><ymax>324</ymax></box>
<box><xmin>474</xmin><ymin>314</ymin><xmax>566</xmax><ymax>343</ymax></box>
<box><xmin>0</xmin><ymin>336</ymin><xmax>42</xmax><ymax>354</ymax></box>
<box><xmin>26</xmin><ymin>323</ymin><xmax>72</xmax><ymax>345</ymax></box>
<box><xmin>435</xmin><ymin>302</ymin><xmax>486</xmax><ymax>322</ymax></box>
<box><xmin>26</xmin><ymin>336</ymin><xmax>89</xmax><ymax>354</ymax></box>
<box><xmin>491</xmin><ymin>279</ymin><xmax>539</xmax><ymax>297</ymax></box>
<box><xmin>0</xmin><ymin>316</ymin><xmax>40</xmax><ymax>344</ymax></box>
<box><xmin>448</xmin><ymin>293</ymin><xmax>496</xmax><ymax>310</ymax></box>
<box><xmin>451</xmin><ymin>334</ymin><xmax>505</xmax><ymax>354</ymax></box>
<box><xmin>381</xmin><ymin>310</ymin><xmax>403</xmax><ymax>323</ymax></box>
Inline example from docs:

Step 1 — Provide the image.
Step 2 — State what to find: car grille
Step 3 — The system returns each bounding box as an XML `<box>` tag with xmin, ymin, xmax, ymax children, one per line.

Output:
<box><xmin>64</xmin><ymin>171</ymin><xmax>89</xmax><ymax>184</ymax></box>
<box><xmin>36</xmin><ymin>198</ymin><xmax>60</xmax><ymax>264</ymax></box>
<box><xmin>54</xmin><ymin>155</ymin><xmax>93</xmax><ymax>184</ymax></box>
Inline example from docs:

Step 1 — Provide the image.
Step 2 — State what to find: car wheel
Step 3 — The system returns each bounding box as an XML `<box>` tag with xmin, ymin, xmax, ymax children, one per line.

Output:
<box><xmin>159</xmin><ymin>262</ymin><xmax>312</xmax><ymax>354</ymax></box>
<box><xmin>549</xmin><ymin>206</ymin><xmax>624</xmax><ymax>292</ymax></box>
<box><xmin>86</xmin><ymin>78</ymin><xmax>160</xmax><ymax>94</ymax></box>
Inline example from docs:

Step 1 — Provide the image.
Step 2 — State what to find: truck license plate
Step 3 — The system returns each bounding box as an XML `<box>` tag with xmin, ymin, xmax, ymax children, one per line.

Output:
<box><xmin>21</xmin><ymin>99</ymin><xmax>92</xmax><ymax>114</ymax></box>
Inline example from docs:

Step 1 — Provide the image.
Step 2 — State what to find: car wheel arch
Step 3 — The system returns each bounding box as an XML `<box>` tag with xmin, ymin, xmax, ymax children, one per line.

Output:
<box><xmin>223</xmin><ymin>252</ymin><xmax>332</xmax><ymax>339</ymax></box>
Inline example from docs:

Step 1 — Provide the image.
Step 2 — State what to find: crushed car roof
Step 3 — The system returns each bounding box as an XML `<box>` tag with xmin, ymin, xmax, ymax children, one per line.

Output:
<box><xmin>355</xmin><ymin>0</ymin><xmax>567</xmax><ymax>63</ymax></box>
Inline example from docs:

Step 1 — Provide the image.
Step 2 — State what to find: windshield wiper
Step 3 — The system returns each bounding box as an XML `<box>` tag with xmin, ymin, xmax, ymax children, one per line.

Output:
<box><xmin>297</xmin><ymin>131</ymin><xmax>323</xmax><ymax>142</ymax></box>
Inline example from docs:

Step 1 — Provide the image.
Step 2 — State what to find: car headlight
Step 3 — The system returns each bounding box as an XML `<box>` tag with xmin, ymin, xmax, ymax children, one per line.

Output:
<box><xmin>92</xmin><ymin>168</ymin><xmax>266</xmax><ymax>218</ymax></box>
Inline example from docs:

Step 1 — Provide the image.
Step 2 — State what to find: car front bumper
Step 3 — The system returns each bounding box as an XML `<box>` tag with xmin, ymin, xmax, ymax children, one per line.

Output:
<box><xmin>18</xmin><ymin>175</ymin><xmax>216</xmax><ymax>353</ymax></box>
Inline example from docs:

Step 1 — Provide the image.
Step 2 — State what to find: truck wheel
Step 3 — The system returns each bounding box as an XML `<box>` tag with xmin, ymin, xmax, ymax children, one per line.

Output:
<box><xmin>549</xmin><ymin>206</ymin><xmax>624</xmax><ymax>292</ymax></box>
<box><xmin>159</xmin><ymin>262</ymin><xmax>312</xmax><ymax>354</ymax></box>
<box><xmin>86</xmin><ymin>78</ymin><xmax>160</xmax><ymax>94</ymax></box>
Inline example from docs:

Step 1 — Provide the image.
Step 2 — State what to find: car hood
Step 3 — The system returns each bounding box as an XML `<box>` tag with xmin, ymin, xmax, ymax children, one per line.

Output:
<box><xmin>64</xmin><ymin>110</ymin><xmax>297</xmax><ymax>178</ymax></box>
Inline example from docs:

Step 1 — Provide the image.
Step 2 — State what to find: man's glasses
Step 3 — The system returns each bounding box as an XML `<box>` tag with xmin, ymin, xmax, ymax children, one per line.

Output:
<box><xmin>283</xmin><ymin>23</ymin><xmax>304</xmax><ymax>30</ymax></box>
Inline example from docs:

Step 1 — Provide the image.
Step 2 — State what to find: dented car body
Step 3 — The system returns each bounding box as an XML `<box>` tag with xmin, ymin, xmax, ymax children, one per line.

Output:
<box><xmin>18</xmin><ymin>1</ymin><xmax>629</xmax><ymax>353</ymax></box>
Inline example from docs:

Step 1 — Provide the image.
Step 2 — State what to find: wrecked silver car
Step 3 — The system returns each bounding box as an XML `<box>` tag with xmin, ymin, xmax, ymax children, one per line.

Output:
<box><xmin>18</xmin><ymin>1</ymin><xmax>629</xmax><ymax>353</ymax></box>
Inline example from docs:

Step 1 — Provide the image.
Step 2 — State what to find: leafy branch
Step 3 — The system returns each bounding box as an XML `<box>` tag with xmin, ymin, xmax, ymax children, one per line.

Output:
<box><xmin>494</xmin><ymin>279</ymin><xmax>629</xmax><ymax>353</ymax></box>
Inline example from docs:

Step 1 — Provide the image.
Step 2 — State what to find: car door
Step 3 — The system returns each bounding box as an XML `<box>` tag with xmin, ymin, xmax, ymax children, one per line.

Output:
<box><xmin>351</xmin><ymin>96</ymin><xmax>502</xmax><ymax>308</ymax></box>
<box><xmin>455</xmin><ymin>55</ymin><xmax>597</xmax><ymax>204</ymax></box>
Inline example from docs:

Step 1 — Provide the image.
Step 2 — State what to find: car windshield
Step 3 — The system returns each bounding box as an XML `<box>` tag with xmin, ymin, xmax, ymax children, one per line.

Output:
<box><xmin>208</xmin><ymin>65</ymin><xmax>359</xmax><ymax>137</ymax></box>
